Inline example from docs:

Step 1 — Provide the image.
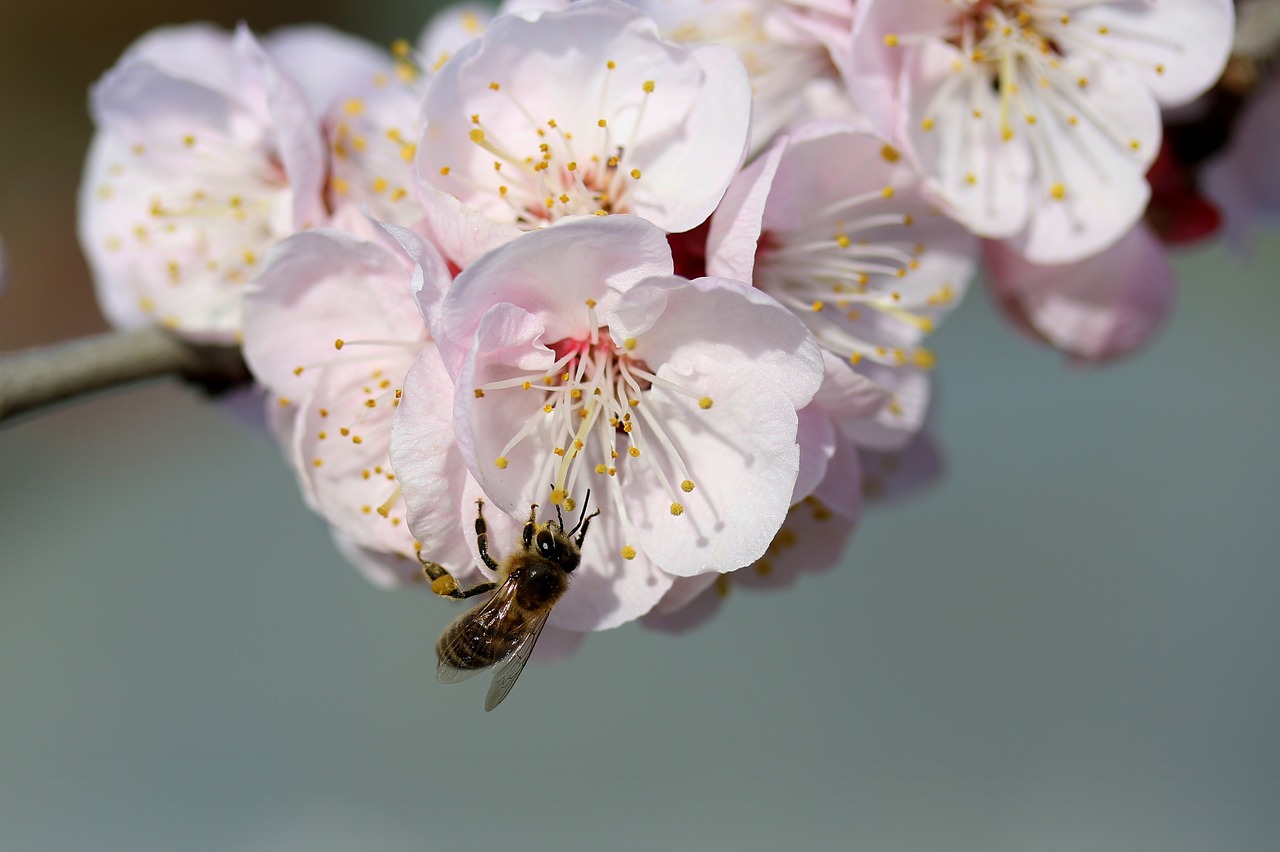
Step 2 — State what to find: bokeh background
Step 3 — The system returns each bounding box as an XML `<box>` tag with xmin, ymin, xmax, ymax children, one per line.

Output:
<box><xmin>2</xmin><ymin>2</ymin><xmax>1279</xmax><ymax>850</ymax></box>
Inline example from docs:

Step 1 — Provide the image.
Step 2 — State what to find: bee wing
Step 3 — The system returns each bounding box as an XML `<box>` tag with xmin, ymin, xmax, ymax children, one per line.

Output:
<box><xmin>436</xmin><ymin>581</ymin><xmax>520</xmax><ymax>684</ymax></box>
<box><xmin>483</xmin><ymin>607</ymin><xmax>552</xmax><ymax>712</ymax></box>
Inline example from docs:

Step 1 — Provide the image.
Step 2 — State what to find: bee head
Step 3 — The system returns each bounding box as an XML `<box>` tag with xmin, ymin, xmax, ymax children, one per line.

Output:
<box><xmin>535</xmin><ymin>526</ymin><xmax>580</xmax><ymax>573</ymax></box>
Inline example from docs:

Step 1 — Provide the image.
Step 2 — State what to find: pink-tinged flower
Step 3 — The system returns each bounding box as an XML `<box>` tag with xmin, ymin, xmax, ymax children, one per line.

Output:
<box><xmin>626</xmin><ymin>0</ymin><xmax>858</xmax><ymax>153</ymax></box>
<box><xmin>849</xmin><ymin>0</ymin><xmax>1235</xmax><ymax>263</ymax></box>
<box><xmin>1203</xmin><ymin>70</ymin><xmax>1280</xmax><ymax>251</ymax></box>
<box><xmin>414</xmin><ymin>0</ymin><xmax>752</xmax><ymax>265</ymax></box>
<box><xmin>708</xmin><ymin>121</ymin><xmax>977</xmax><ymax>448</ymax></box>
<box><xmin>392</xmin><ymin>215</ymin><xmax>824</xmax><ymax>630</ymax></box>
<box><xmin>242</xmin><ymin>227</ymin><xmax>481</xmax><ymax>586</ymax></box>
<box><xmin>984</xmin><ymin>221</ymin><xmax>1176</xmax><ymax>364</ymax></box>
<box><xmin>78</xmin><ymin>24</ymin><xmax>327</xmax><ymax>342</ymax></box>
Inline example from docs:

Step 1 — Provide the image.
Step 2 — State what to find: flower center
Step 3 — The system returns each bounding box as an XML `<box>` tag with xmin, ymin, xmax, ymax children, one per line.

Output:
<box><xmin>472</xmin><ymin>302</ymin><xmax>714</xmax><ymax>551</ymax></box>
<box><xmin>97</xmin><ymin>132</ymin><xmax>291</xmax><ymax>322</ymax></box>
<box><xmin>436</xmin><ymin>60</ymin><xmax>657</xmax><ymax>226</ymax></box>
<box><xmin>754</xmin><ymin>174</ymin><xmax>944</xmax><ymax>371</ymax></box>
<box><xmin>886</xmin><ymin>1</ymin><xmax>1171</xmax><ymax>206</ymax></box>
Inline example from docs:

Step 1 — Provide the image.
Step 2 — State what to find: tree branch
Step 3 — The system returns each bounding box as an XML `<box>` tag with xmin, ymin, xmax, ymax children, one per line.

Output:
<box><xmin>0</xmin><ymin>326</ymin><xmax>250</xmax><ymax>423</ymax></box>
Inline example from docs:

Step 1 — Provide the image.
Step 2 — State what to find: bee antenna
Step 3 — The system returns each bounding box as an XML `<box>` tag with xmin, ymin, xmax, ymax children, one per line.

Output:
<box><xmin>570</xmin><ymin>488</ymin><xmax>593</xmax><ymax>534</ymax></box>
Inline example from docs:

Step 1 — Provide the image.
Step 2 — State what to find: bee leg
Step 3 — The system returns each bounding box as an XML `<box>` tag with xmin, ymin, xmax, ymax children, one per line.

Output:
<box><xmin>475</xmin><ymin>498</ymin><xmax>501</xmax><ymax>572</ymax></box>
<box><xmin>575</xmin><ymin>508</ymin><xmax>602</xmax><ymax>547</ymax></box>
<box><xmin>417</xmin><ymin>553</ymin><xmax>498</xmax><ymax>600</ymax></box>
<box><xmin>522</xmin><ymin>504</ymin><xmax>538</xmax><ymax>551</ymax></box>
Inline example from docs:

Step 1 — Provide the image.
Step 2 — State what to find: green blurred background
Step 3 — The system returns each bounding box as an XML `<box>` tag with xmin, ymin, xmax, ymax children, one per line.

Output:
<box><xmin>2</xmin><ymin>2</ymin><xmax>1279</xmax><ymax>850</ymax></box>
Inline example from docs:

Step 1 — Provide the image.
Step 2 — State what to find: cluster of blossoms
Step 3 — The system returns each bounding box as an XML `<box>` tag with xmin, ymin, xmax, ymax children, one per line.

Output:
<box><xmin>76</xmin><ymin>0</ymin><xmax>1269</xmax><ymax>640</ymax></box>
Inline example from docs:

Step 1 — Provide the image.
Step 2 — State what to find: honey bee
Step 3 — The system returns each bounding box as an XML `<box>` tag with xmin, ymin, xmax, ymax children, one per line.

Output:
<box><xmin>419</xmin><ymin>493</ymin><xmax>599</xmax><ymax>711</ymax></box>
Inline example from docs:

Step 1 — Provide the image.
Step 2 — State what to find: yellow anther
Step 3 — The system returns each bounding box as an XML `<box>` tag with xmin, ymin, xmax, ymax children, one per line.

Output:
<box><xmin>681</xmin><ymin>480</ymin><xmax>694</xmax><ymax>493</ymax></box>
<box><xmin>469</xmin><ymin>128</ymin><xmax>485</xmax><ymax>143</ymax></box>
<box><xmin>597</xmin><ymin>119</ymin><xmax>607</xmax><ymax>128</ymax></box>
<box><xmin>881</xmin><ymin>186</ymin><xmax>895</xmax><ymax>199</ymax></box>
<box><xmin>550</xmin><ymin>488</ymin><xmax>568</xmax><ymax>505</ymax></box>
<box><xmin>495</xmin><ymin>456</ymin><xmax>509</xmax><ymax>469</ymax></box>
<box><xmin>334</xmin><ymin>338</ymin><xmax>345</xmax><ymax>349</ymax></box>
<box><xmin>883</xmin><ymin>33</ymin><xmax>900</xmax><ymax>47</ymax></box>
<box><xmin>642</xmin><ymin>80</ymin><xmax>654</xmax><ymax>93</ymax></box>
<box><xmin>1049</xmin><ymin>182</ymin><xmax>1066</xmax><ymax>200</ymax></box>
<box><xmin>670</xmin><ymin>502</ymin><xmax>684</xmax><ymax>517</ymax></box>
<box><xmin>880</xmin><ymin>144</ymin><xmax>900</xmax><ymax>162</ymax></box>
<box><xmin>343</xmin><ymin>98</ymin><xmax>364</xmax><ymax>116</ymax></box>
<box><xmin>391</xmin><ymin>39</ymin><xmax>411</xmax><ymax>58</ymax></box>
<box><xmin>629</xmin><ymin>447</ymin><xmax>640</xmax><ymax>457</ymax></box>
<box><xmin>474</xmin><ymin>388</ymin><xmax>485</xmax><ymax>398</ymax></box>
<box><xmin>623</xmin><ymin>337</ymin><xmax>638</xmax><ymax>350</ymax></box>
<box><xmin>630</xmin><ymin>168</ymin><xmax>641</xmax><ymax>179</ymax></box>
<box><xmin>699</xmin><ymin>396</ymin><xmax>713</xmax><ymax>410</ymax></box>
<box><xmin>621</xmin><ymin>546</ymin><xmax>637</xmax><ymax>560</ymax></box>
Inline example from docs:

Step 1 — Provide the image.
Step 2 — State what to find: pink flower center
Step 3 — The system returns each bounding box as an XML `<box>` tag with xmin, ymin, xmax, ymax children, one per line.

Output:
<box><xmin>439</xmin><ymin>62</ymin><xmax>660</xmax><ymax>226</ymax></box>
<box><xmin>471</xmin><ymin>302</ymin><xmax>714</xmax><ymax>543</ymax></box>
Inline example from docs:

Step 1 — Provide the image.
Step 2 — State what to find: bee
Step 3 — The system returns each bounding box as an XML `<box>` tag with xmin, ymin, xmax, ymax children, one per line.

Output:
<box><xmin>419</xmin><ymin>493</ymin><xmax>599</xmax><ymax>711</ymax></box>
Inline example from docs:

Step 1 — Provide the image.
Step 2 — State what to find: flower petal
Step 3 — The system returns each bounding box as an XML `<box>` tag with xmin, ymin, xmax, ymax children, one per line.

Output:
<box><xmin>984</xmin><ymin>222</ymin><xmax>1176</xmax><ymax>363</ymax></box>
